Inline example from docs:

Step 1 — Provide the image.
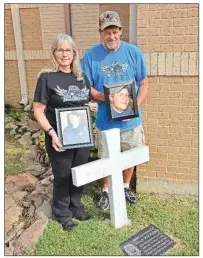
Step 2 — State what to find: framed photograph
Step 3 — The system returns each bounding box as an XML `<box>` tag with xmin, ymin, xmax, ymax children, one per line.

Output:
<box><xmin>55</xmin><ymin>105</ymin><xmax>94</xmax><ymax>149</ymax></box>
<box><xmin>104</xmin><ymin>80</ymin><xmax>139</xmax><ymax>121</ymax></box>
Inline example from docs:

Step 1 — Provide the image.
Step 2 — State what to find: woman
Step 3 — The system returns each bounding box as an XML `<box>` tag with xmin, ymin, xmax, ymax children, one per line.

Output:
<box><xmin>33</xmin><ymin>33</ymin><xmax>97</xmax><ymax>232</ymax></box>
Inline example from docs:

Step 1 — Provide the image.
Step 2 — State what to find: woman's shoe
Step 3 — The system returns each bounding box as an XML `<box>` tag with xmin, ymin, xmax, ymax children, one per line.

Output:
<box><xmin>61</xmin><ymin>220</ymin><xmax>78</xmax><ymax>231</ymax></box>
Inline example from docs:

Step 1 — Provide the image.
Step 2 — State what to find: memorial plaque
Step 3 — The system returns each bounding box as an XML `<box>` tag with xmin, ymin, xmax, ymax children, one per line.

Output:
<box><xmin>120</xmin><ymin>224</ymin><xmax>176</xmax><ymax>256</ymax></box>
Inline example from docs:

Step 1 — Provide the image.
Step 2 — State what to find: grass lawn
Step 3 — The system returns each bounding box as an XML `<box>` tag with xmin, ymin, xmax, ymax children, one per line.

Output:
<box><xmin>27</xmin><ymin>189</ymin><xmax>199</xmax><ymax>256</ymax></box>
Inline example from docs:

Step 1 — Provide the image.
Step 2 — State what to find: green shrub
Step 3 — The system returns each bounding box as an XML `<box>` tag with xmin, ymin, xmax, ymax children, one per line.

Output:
<box><xmin>5</xmin><ymin>104</ymin><xmax>21</xmax><ymax>121</ymax></box>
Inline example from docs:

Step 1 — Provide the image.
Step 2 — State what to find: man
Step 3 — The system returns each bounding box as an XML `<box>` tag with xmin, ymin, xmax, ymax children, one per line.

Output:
<box><xmin>63</xmin><ymin>112</ymin><xmax>90</xmax><ymax>145</ymax></box>
<box><xmin>109</xmin><ymin>85</ymin><xmax>134</xmax><ymax>118</ymax></box>
<box><xmin>81</xmin><ymin>11</ymin><xmax>149</xmax><ymax>210</ymax></box>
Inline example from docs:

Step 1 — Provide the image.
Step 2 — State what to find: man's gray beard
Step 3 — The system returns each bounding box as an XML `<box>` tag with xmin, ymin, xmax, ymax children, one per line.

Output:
<box><xmin>107</xmin><ymin>43</ymin><xmax>116</xmax><ymax>51</ymax></box>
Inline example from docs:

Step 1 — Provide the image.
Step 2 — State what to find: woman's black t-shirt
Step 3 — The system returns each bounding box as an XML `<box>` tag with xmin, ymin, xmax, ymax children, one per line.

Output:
<box><xmin>33</xmin><ymin>71</ymin><xmax>91</xmax><ymax>128</ymax></box>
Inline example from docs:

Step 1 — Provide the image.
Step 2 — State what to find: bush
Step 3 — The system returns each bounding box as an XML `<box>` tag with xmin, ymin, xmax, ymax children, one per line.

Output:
<box><xmin>5</xmin><ymin>104</ymin><xmax>21</xmax><ymax>121</ymax></box>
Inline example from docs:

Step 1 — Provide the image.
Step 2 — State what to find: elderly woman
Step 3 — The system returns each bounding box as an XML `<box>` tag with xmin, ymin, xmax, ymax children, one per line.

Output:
<box><xmin>33</xmin><ymin>33</ymin><xmax>97</xmax><ymax>232</ymax></box>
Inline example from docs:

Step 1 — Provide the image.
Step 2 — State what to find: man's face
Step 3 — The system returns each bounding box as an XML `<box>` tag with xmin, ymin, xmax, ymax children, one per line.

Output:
<box><xmin>69</xmin><ymin>114</ymin><xmax>80</xmax><ymax>128</ymax></box>
<box><xmin>109</xmin><ymin>88</ymin><xmax>130</xmax><ymax>112</ymax></box>
<box><xmin>100</xmin><ymin>27</ymin><xmax>122</xmax><ymax>52</ymax></box>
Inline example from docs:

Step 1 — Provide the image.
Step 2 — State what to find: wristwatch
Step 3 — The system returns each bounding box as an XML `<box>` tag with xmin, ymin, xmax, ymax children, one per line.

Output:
<box><xmin>46</xmin><ymin>127</ymin><xmax>53</xmax><ymax>134</ymax></box>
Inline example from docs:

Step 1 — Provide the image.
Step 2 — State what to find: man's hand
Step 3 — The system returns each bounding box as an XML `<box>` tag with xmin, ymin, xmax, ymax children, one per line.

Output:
<box><xmin>88</xmin><ymin>102</ymin><xmax>98</xmax><ymax>112</ymax></box>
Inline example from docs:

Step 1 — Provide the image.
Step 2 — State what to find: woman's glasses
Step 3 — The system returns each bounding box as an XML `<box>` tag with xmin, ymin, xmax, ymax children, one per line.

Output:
<box><xmin>55</xmin><ymin>49</ymin><xmax>74</xmax><ymax>55</ymax></box>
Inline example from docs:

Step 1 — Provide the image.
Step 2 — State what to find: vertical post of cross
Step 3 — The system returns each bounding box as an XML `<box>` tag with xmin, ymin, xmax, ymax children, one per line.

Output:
<box><xmin>101</xmin><ymin>129</ymin><xmax>129</xmax><ymax>228</ymax></box>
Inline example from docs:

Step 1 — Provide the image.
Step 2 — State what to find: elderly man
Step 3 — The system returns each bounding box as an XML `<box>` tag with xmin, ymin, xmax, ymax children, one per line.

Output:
<box><xmin>81</xmin><ymin>11</ymin><xmax>149</xmax><ymax>210</ymax></box>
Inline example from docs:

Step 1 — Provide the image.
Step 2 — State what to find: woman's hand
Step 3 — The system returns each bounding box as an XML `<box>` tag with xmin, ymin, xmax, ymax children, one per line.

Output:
<box><xmin>88</xmin><ymin>102</ymin><xmax>98</xmax><ymax>112</ymax></box>
<box><xmin>50</xmin><ymin>130</ymin><xmax>65</xmax><ymax>152</ymax></box>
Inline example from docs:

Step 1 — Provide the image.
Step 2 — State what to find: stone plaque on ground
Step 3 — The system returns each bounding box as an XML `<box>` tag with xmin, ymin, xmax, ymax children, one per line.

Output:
<box><xmin>120</xmin><ymin>224</ymin><xmax>176</xmax><ymax>256</ymax></box>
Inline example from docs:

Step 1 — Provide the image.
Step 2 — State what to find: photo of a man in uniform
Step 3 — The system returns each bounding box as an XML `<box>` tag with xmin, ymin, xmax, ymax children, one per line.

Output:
<box><xmin>61</xmin><ymin>110</ymin><xmax>90</xmax><ymax>145</ymax></box>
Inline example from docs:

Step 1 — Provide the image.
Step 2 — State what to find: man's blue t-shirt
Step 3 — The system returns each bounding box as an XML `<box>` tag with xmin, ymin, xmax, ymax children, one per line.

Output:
<box><xmin>81</xmin><ymin>41</ymin><xmax>147</xmax><ymax>132</ymax></box>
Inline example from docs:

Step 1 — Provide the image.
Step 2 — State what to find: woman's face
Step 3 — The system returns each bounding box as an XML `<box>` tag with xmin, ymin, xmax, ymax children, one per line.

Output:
<box><xmin>109</xmin><ymin>88</ymin><xmax>130</xmax><ymax>112</ymax></box>
<box><xmin>54</xmin><ymin>43</ymin><xmax>74</xmax><ymax>69</ymax></box>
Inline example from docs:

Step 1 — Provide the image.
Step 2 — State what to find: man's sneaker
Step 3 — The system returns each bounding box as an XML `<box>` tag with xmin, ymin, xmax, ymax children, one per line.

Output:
<box><xmin>97</xmin><ymin>191</ymin><xmax>110</xmax><ymax>210</ymax></box>
<box><xmin>124</xmin><ymin>188</ymin><xmax>138</xmax><ymax>204</ymax></box>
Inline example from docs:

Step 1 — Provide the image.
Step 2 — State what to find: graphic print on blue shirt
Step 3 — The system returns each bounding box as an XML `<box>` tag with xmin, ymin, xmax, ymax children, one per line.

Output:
<box><xmin>81</xmin><ymin>41</ymin><xmax>147</xmax><ymax>132</ymax></box>
<box><xmin>100</xmin><ymin>61</ymin><xmax>128</xmax><ymax>77</ymax></box>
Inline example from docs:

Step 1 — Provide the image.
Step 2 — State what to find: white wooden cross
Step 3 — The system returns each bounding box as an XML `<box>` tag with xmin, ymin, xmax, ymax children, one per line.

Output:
<box><xmin>71</xmin><ymin>128</ymin><xmax>150</xmax><ymax>228</ymax></box>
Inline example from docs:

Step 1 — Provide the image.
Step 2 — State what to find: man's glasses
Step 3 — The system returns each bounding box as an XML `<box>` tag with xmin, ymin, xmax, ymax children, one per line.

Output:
<box><xmin>55</xmin><ymin>49</ymin><xmax>74</xmax><ymax>55</ymax></box>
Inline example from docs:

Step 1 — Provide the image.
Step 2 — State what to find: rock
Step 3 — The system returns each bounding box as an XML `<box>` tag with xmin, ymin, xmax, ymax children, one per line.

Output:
<box><xmin>5</xmin><ymin>116</ymin><xmax>13</xmax><ymax>124</ymax></box>
<box><xmin>27</xmin><ymin>204</ymin><xmax>36</xmax><ymax>219</ymax></box>
<box><xmin>31</xmin><ymin>131</ymin><xmax>41</xmax><ymax>139</ymax></box>
<box><xmin>35</xmin><ymin>138</ymin><xmax>39</xmax><ymax>146</ymax></box>
<box><xmin>35</xmin><ymin>200</ymin><xmax>52</xmax><ymax>220</ymax></box>
<box><xmin>12</xmin><ymin>191</ymin><xmax>27</xmax><ymax>203</ymax></box>
<box><xmin>27</xmin><ymin>120</ymin><xmax>41</xmax><ymax>133</ymax></box>
<box><xmin>35</xmin><ymin>182</ymin><xmax>53</xmax><ymax>197</ymax></box>
<box><xmin>17</xmin><ymin>126</ymin><xmax>27</xmax><ymax>134</ymax></box>
<box><xmin>20</xmin><ymin>112</ymin><xmax>29</xmax><ymax>122</ymax></box>
<box><xmin>5</xmin><ymin>222</ymin><xmax>25</xmax><ymax>243</ymax></box>
<box><xmin>20</xmin><ymin>148</ymin><xmax>40</xmax><ymax>165</ymax></box>
<box><xmin>26</xmin><ymin>164</ymin><xmax>46</xmax><ymax>177</ymax></box>
<box><xmin>18</xmin><ymin>132</ymin><xmax>32</xmax><ymax>146</ymax></box>
<box><xmin>14</xmin><ymin>217</ymin><xmax>48</xmax><ymax>256</ymax></box>
<box><xmin>5</xmin><ymin>194</ymin><xmax>16</xmax><ymax>210</ymax></box>
<box><xmin>5</xmin><ymin>204</ymin><xmax>23</xmax><ymax>233</ymax></box>
<box><xmin>5</xmin><ymin>173</ymin><xmax>38</xmax><ymax>193</ymax></box>
<box><xmin>39</xmin><ymin>167</ymin><xmax>52</xmax><ymax>180</ymax></box>
<box><xmin>5</xmin><ymin>241</ymin><xmax>15</xmax><ymax>255</ymax></box>
<box><xmin>10</xmin><ymin>128</ymin><xmax>17</xmax><ymax>136</ymax></box>
<box><xmin>5</xmin><ymin>122</ymin><xmax>18</xmax><ymax>130</ymax></box>
<box><xmin>14</xmin><ymin>134</ymin><xmax>21</xmax><ymax>139</ymax></box>
<box><xmin>40</xmin><ymin>175</ymin><xmax>53</xmax><ymax>186</ymax></box>
<box><xmin>22</xmin><ymin>201</ymin><xmax>30</xmax><ymax>208</ymax></box>
<box><xmin>24</xmin><ymin>105</ymin><xmax>32</xmax><ymax>112</ymax></box>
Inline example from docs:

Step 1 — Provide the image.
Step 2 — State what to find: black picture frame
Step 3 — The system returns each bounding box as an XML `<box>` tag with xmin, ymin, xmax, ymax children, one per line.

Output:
<box><xmin>55</xmin><ymin>105</ymin><xmax>94</xmax><ymax>149</ymax></box>
<box><xmin>103</xmin><ymin>80</ymin><xmax>139</xmax><ymax>121</ymax></box>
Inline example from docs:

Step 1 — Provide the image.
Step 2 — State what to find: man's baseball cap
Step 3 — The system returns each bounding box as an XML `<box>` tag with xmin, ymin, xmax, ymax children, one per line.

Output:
<box><xmin>109</xmin><ymin>85</ymin><xmax>130</xmax><ymax>96</ymax></box>
<box><xmin>99</xmin><ymin>11</ymin><xmax>122</xmax><ymax>31</ymax></box>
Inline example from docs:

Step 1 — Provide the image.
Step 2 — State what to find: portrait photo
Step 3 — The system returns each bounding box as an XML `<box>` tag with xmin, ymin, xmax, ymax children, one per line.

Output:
<box><xmin>55</xmin><ymin>106</ymin><xmax>94</xmax><ymax>149</ymax></box>
<box><xmin>104</xmin><ymin>80</ymin><xmax>139</xmax><ymax>121</ymax></box>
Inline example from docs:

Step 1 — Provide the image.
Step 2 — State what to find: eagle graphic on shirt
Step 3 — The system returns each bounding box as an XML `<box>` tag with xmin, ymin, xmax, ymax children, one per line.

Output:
<box><xmin>54</xmin><ymin>85</ymin><xmax>89</xmax><ymax>102</ymax></box>
<box><xmin>100</xmin><ymin>61</ymin><xmax>128</xmax><ymax>77</ymax></box>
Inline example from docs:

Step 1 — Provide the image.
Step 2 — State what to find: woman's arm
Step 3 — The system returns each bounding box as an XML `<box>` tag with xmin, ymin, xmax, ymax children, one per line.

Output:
<box><xmin>33</xmin><ymin>102</ymin><xmax>64</xmax><ymax>152</ymax></box>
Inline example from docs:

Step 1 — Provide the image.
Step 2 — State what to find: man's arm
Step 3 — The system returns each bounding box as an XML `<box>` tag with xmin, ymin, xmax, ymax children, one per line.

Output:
<box><xmin>90</xmin><ymin>87</ymin><xmax>105</xmax><ymax>102</ymax></box>
<box><xmin>137</xmin><ymin>77</ymin><xmax>149</xmax><ymax>108</ymax></box>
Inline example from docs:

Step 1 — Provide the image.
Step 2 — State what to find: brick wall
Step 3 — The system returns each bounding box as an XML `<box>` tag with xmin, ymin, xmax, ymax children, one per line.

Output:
<box><xmin>5</xmin><ymin>61</ymin><xmax>21</xmax><ymax>106</ymax></box>
<box><xmin>25</xmin><ymin>60</ymin><xmax>50</xmax><ymax>100</ymax></box>
<box><xmin>5</xmin><ymin>9</ymin><xmax>15</xmax><ymax>51</ymax></box>
<box><xmin>137</xmin><ymin>4</ymin><xmax>199</xmax><ymax>52</ymax></box>
<box><xmin>20</xmin><ymin>8</ymin><xmax>43</xmax><ymax>50</ymax></box>
<box><xmin>71</xmin><ymin>4</ymin><xmax>100</xmax><ymax>50</ymax></box>
<box><xmin>5</xmin><ymin>3</ymin><xmax>199</xmax><ymax>183</ymax></box>
<box><xmin>99</xmin><ymin>4</ymin><xmax>129</xmax><ymax>42</ymax></box>
<box><xmin>138</xmin><ymin>76</ymin><xmax>198</xmax><ymax>182</ymax></box>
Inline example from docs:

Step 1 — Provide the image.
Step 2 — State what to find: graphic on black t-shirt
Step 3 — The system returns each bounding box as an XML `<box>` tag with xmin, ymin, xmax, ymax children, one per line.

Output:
<box><xmin>100</xmin><ymin>61</ymin><xmax>128</xmax><ymax>77</ymax></box>
<box><xmin>54</xmin><ymin>84</ymin><xmax>89</xmax><ymax>102</ymax></box>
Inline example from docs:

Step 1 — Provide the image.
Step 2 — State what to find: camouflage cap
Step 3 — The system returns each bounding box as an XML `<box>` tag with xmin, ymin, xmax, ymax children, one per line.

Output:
<box><xmin>109</xmin><ymin>85</ymin><xmax>130</xmax><ymax>96</ymax></box>
<box><xmin>99</xmin><ymin>11</ymin><xmax>122</xmax><ymax>31</ymax></box>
